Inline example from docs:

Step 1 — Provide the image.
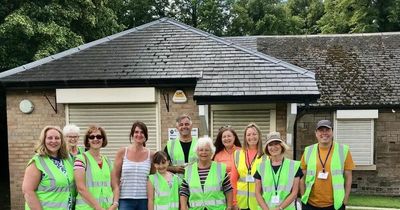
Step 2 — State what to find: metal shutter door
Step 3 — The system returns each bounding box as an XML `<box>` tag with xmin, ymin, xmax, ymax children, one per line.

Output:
<box><xmin>335</xmin><ymin>120</ymin><xmax>373</xmax><ymax>165</ymax></box>
<box><xmin>68</xmin><ymin>104</ymin><xmax>157</xmax><ymax>161</ymax></box>
<box><xmin>212</xmin><ymin>110</ymin><xmax>270</xmax><ymax>142</ymax></box>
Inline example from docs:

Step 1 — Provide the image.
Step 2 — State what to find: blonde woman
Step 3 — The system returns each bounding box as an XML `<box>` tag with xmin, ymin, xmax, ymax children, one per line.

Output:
<box><xmin>22</xmin><ymin>126</ymin><xmax>76</xmax><ymax>210</ymax></box>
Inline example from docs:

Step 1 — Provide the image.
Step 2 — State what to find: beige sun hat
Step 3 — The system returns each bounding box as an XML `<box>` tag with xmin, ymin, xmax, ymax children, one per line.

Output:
<box><xmin>265</xmin><ymin>131</ymin><xmax>289</xmax><ymax>150</ymax></box>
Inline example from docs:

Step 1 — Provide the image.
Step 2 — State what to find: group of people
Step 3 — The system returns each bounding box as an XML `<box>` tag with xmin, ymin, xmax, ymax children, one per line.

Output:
<box><xmin>22</xmin><ymin>114</ymin><xmax>354</xmax><ymax>210</ymax></box>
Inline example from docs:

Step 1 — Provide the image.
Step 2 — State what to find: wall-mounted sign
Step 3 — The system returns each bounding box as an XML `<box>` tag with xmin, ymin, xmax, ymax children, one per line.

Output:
<box><xmin>168</xmin><ymin>128</ymin><xmax>198</xmax><ymax>140</ymax></box>
<box><xmin>172</xmin><ymin>90</ymin><xmax>187</xmax><ymax>103</ymax></box>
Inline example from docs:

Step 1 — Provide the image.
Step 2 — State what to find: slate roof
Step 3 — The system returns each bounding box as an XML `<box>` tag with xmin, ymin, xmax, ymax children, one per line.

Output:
<box><xmin>228</xmin><ymin>33</ymin><xmax>400</xmax><ymax>107</ymax></box>
<box><xmin>0</xmin><ymin>18</ymin><xmax>319</xmax><ymax>103</ymax></box>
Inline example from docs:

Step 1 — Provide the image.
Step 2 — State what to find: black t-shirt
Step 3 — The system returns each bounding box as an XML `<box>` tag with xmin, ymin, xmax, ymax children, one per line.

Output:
<box><xmin>164</xmin><ymin>141</ymin><xmax>193</xmax><ymax>163</ymax></box>
<box><xmin>253</xmin><ymin>164</ymin><xmax>303</xmax><ymax>180</ymax></box>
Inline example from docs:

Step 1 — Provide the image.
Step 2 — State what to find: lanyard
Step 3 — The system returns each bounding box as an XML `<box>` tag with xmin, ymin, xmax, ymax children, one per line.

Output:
<box><xmin>270</xmin><ymin>158</ymin><xmax>284</xmax><ymax>195</ymax></box>
<box><xmin>246</xmin><ymin>151</ymin><xmax>257</xmax><ymax>174</ymax></box>
<box><xmin>317</xmin><ymin>143</ymin><xmax>333</xmax><ymax>173</ymax></box>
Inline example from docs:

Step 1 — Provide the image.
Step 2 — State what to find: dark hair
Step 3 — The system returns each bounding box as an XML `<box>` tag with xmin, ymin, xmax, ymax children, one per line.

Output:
<box><xmin>129</xmin><ymin>121</ymin><xmax>148</xmax><ymax>146</ymax></box>
<box><xmin>214</xmin><ymin>127</ymin><xmax>241</xmax><ymax>157</ymax></box>
<box><xmin>84</xmin><ymin>125</ymin><xmax>108</xmax><ymax>149</ymax></box>
<box><xmin>153</xmin><ymin>151</ymin><xmax>169</xmax><ymax>164</ymax></box>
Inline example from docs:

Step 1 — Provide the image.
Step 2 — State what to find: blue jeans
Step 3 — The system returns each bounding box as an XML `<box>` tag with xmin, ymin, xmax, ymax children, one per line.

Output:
<box><xmin>119</xmin><ymin>199</ymin><xmax>148</xmax><ymax>210</ymax></box>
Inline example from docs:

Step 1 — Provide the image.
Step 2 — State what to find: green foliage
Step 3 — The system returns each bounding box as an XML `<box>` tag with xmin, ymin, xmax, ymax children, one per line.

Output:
<box><xmin>0</xmin><ymin>0</ymin><xmax>123</xmax><ymax>71</ymax></box>
<box><xmin>286</xmin><ymin>0</ymin><xmax>324</xmax><ymax>34</ymax></box>
<box><xmin>349</xmin><ymin>194</ymin><xmax>400</xmax><ymax>208</ymax></box>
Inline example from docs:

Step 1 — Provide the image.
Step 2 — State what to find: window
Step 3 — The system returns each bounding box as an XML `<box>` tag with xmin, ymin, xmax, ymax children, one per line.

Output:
<box><xmin>334</xmin><ymin>110</ymin><xmax>378</xmax><ymax>166</ymax></box>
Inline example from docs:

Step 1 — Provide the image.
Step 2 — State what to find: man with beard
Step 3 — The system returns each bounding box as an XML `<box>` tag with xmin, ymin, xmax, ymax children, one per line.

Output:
<box><xmin>164</xmin><ymin>114</ymin><xmax>198</xmax><ymax>176</ymax></box>
<box><xmin>300</xmin><ymin>120</ymin><xmax>355</xmax><ymax>210</ymax></box>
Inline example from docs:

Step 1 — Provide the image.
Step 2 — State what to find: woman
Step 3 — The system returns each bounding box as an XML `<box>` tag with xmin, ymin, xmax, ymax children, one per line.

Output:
<box><xmin>233</xmin><ymin>123</ymin><xmax>265</xmax><ymax>210</ymax></box>
<box><xmin>213</xmin><ymin>127</ymin><xmax>241</xmax><ymax>209</ymax></box>
<box><xmin>180</xmin><ymin>136</ymin><xmax>233</xmax><ymax>210</ymax></box>
<box><xmin>74</xmin><ymin>125</ymin><xmax>118</xmax><ymax>210</ymax></box>
<box><xmin>255</xmin><ymin>132</ymin><xmax>302</xmax><ymax>210</ymax></box>
<box><xmin>147</xmin><ymin>151</ymin><xmax>181</xmax><ymax>210</ymax></box>
<box><xmin>63</xmin><ymin>124</ymin><xmax>85</xmax><ymax>158</ymax></box>
<box><xmin>112</xmin><ymin>121</ymin><xmax>155</xmax><ymax>209</ymax></box>
<box><xmin>22</xmin><ymin>126</ymin><xmax>76</xmax><ymax>210</ymax></box>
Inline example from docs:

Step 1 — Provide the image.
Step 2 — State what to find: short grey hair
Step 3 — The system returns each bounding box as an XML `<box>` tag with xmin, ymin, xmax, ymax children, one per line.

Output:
<box><xmin>194</xmin><ymin>136</ymin><xmax>216</xmax><ymax>156</ymax></box>
<box><xmin>176</xmin><ymin>114</ymin><xmax>192</xmax><ymax>124</ymax></box>
<box><xmin>63</xmin><ymin>124</ymin><xmax>80</xmax><ymax>135</ymax></box>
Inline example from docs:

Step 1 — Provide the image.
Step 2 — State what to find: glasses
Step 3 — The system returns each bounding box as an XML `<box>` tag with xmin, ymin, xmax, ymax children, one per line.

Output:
<box><xmin>67</xmin><ymin>135</ymin><xmax>79</xmax><ymax>139</ymax></box>
<box><xmin>88</xmin><ymin>135</ymin><xmax>103</xmax><ymax>140</ymax></box>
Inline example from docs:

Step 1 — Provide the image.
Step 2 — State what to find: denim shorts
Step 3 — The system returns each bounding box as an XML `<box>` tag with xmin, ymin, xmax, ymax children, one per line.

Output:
<box><xmin>119</xmin><ymin>198</ymin><xmax>148</xmax><ymax>210</ymax></box>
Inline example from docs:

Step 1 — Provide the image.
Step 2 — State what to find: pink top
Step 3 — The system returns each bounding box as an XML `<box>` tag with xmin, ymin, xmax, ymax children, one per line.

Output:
<box><xmin>214</xmin><ymin>145</ymin><xmax>241</xmax><ymax>206</ymax></box>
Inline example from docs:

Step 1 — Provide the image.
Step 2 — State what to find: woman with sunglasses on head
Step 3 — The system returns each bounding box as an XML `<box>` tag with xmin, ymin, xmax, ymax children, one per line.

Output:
<box><xmin>22</xmin><ymin>126</ymin><xmax>76</xmax><ymax>210</ymax></box>
<box><xmin>233</xmin><ymin>123</ymin><xmax>266</xmax><ymax>210</ymax></box>
<box><xmin>213</xmin><ymin>126</ymin><xmax>242</xmax><ymax>209</ymax></box>
<box><xmin>63</xmin><ymin>124</ymin><xmax>86</xmax><ymax>159</ymax></box>
<box><xmin>74</xmin><ymin>125</ymin><xmax>118</xmax><ymax>210</ymax></box>
<box><xmin>254</xmin><ymin>132</ymin><xmax>302</xmax><ymax>210</ymax></box>
<box><xmin>112</xmin><ymin>121</ymin><xmax>155</xmax><ymax>210</ymax></box>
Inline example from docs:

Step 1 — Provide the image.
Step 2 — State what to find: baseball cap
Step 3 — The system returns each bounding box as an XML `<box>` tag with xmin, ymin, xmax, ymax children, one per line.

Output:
<box><xmin>316</xmin><ymin>120</ymin><xmax>332</xmax><ymax>130</ymax></box>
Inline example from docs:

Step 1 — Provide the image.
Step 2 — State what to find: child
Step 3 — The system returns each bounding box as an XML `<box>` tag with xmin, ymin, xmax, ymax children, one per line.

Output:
<box><xmin>147</xmin><ymin>151</ymin><xmax>181</xmax><ymax>210</ymax></box>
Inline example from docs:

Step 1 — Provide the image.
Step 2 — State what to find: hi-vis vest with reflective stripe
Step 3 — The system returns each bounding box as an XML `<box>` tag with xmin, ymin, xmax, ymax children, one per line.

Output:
<box><xmin>75</xmin><ymin>151</ymin><xmax>113</xmax><ymax>210</ymax></box>
<box><xmin>70</xmin><ymin>146</ymin><xmax>86</xmax><ymax>159</ymax></box>
<box><xmin>258</xmin><ymin>158</ymin><xmax>300</xmax><ymax>210</ymax></box>
<box><xmin>25</xmin><ymin>155</ymin><xmax>76</xmax><ymax>210</ymax></box>
<box><xmin>185</xmin><ymin>161</ymin><xmax>226</xmax><ymax>210</ymax></box>
<box><xmin>149</xmin><ymin>172</ymin><xmax>181</xmax><ymax>210</ymax></box>
<box><xmin>301</xmin><ymin>142</ymin><xmax>349</xmax><ymax>210</ymax></box>
<box><xmin>234</xmin><ymin>150</ymin><xmax>265</xmax><ymax>210</ymax></box>
<box><xmin>167</xmin><ymin>137</ymin><xmax>198</xmax><ymax>166</ymax></box>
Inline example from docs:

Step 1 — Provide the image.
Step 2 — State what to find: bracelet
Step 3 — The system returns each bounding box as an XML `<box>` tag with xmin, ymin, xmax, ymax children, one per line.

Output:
<box><xmin>113</xmin><ymin>201</ymin><xmax>119</xmax><ymax>206</ymax></box>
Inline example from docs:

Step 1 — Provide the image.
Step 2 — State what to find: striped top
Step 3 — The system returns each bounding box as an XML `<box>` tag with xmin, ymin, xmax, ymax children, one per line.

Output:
<box><xmin>120</xmin><ymin>147</ymin><xmax>151</xmax><ymax>199</ymax></box>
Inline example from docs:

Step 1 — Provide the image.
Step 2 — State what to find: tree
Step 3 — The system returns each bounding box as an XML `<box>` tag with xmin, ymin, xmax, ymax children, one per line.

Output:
<box><xmin>286</xmin><ymin>0</ymin><xmax>324</xmax><ymax>34</ymax></box>
<box><xmin>0</xmin><ymin>0</ymin><xmax>123</xmax><ymax>72</ymax></box>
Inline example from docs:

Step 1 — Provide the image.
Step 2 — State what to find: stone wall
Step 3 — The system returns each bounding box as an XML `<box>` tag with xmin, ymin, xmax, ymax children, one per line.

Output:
<box><xmin>296</xmin><ymin>109</ymin><xmax>400</xmax><ymax>195</ymax></box>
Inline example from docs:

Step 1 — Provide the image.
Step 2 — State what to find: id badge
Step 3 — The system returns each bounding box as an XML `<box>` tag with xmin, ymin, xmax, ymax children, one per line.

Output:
<box><xmin>271</xmin><ymin>195</ymin><xmax>280</xmax><ymax>204</ymax></box>
<box><xmin>318</xmin><ymin>171</ymin><xmax>329</xmax><ymax>179</ymax></box>
<box><xmin>245</xmin><ymin>175</ymin><xmax>255</xmax><ymax>183</ymax></box>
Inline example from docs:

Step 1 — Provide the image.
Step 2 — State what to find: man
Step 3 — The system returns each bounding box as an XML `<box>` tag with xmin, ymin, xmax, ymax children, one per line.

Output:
<box><xmin>164</xmin><ymin>114</ymin><xmax>198</xmax><ymax>174</ymax></box>
<box><xmin>300</xmin><ymin>120</ymin><xmax>355</xmax><ymax>210</ymax></box>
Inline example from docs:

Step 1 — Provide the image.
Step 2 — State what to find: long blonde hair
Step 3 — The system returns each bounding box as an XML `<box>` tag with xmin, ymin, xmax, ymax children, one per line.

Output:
<box><xmin>242</xmin><ymin>123</ymin><xmax>264</xmax><ymax>158</ymax></box>
<box><xmin>35</xmin><ymin>126</ymin><xmax>69</xmax><ymax>159</ymax></box>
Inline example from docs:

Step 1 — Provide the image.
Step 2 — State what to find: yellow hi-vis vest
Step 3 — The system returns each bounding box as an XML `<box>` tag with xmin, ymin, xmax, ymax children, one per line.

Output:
<box><xmin>25</xmin><ymin>155</ymin><xmax>76</xmax><ymax>210</ymax></box>
<box><xmin>166</xmin><ymin>137</ymin><xmax>198</xmax><ymax>166</ymax></box>
<box><xmin>149</xmin><ymin>172</ymin><xmax>181</xmax><ymax>210</ymax></box>
<box><xmin>257</xmin><ymin>158</ymin><xmax>300</xmax><ymax>210</ymax></box>
<box><xmin>185</xmin><ymin>161</ymin><xmax>227</xmax><ymax>210</ymax></box>
<box><xmin>75</xmin><ymin>151</ymin><xmax>114</xmax><ymax>210</ymax></box>
<box><xmin>301</xmin><ymin>142</ymin><xmax>349</xmax><ymax>210</ymax></box>
<box><xmin>234</xmin><ymin>150</ymin><xmax>265</xmax><ymax>210</ymax></box>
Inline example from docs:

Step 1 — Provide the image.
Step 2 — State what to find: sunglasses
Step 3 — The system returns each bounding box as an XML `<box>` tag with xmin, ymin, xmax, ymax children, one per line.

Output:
<box><xmin>88</xmin><ymin>135</ymin><xmax>103</xmax><ymax>140</ymax></box>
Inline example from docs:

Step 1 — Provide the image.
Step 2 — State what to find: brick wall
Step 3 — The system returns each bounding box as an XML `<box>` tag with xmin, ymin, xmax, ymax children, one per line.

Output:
<box><xmin>159</xmin><ymin>88</ymin><xmax>201</xmax><ymax>149</ymax></box>
<box><xmin>7</xmin><ymin>90</ymin><xmax>65</xmax><ymax>210</ymax></box>
<box><xmin>296</xmin><ymin>109</ymin><xmax>400</xmax><ymax>195</ymax></box>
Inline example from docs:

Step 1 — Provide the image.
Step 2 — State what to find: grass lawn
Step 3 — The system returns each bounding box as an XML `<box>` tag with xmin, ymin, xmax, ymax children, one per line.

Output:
<box><xmin>349</xmin><ymin>194</ymin><xmax>400</xmax><ymax>208</ymax></box>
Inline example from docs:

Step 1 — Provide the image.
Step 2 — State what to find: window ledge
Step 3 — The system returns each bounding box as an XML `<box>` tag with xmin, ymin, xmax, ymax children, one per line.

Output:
<box><xmin>354</xmin><ymin>165</ymin><xmax>376</xmax><ymax>171</ymax></box>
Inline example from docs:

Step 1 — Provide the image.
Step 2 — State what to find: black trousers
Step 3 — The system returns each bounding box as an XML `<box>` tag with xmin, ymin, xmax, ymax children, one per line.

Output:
<box><xmin>302</xmin><ymin>203</ymin><xmax>345</xmax><ymax>210</ymax></box>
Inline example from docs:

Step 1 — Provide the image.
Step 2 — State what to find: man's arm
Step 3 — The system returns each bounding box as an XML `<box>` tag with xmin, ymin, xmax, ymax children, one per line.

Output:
<box><xmin>343</xmin><ymin>170</ymin><xmax>352</xmax><ymax>205</ymax></box>
<box><xmin>164</xmin><ymin>144</ymin><xmax>185</xmax><ymax>174</ymax></box>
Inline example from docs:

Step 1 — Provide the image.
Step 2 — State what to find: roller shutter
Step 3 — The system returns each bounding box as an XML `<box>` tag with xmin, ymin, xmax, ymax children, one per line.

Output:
<box><xmin>212</xmin><ymin>110</ymin><xmax>271</xmax><ymax>142</ymax></box>
<box><xmin>68</xmin><ymin>104</ymin><xmax>157</xmax><ymax>161</ymax></box>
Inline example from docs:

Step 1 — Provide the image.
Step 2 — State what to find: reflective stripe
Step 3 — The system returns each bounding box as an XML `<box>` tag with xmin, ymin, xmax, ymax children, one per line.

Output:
<box><xmin>305</xmin><ymin>144</ymin><xmax>315</xmax><ymax>164</ymax></box>
<box><xmin>190</xmin><ymin>186</ymin><xmax>222</xmax><ymax>193</ymax></box>
<box><xmin>216</xmin><ymin>162</ymin><xmax>222</xmax><ymax>184</ymax></box>
<box><xmin>186</xmin><ymin>164</ymin><xmax>193</xmax><ymax>184</ymax></box>
<box><xmin>331</xmin><ymin>169</ymin><xmax>343</xmax><ymax>176</ymax></box>
<box><xmin>286</xmin><ymin>160</ymin><xmax>295</xmax><ymax>191</ymax></box>
<box><xmin>86</xmin><ymin>181</ymin><xmax>111</xmax><ymax>187</ymax></box>
<box><xmin>155</xmin><ymin>202</ymin><xmax>179</xmax><ymax>210</ymax></box>
<box><xmin>338</xmin><ymin>144</ymin><xmax>345</xmax><ymax>171</ymax></box>
<box><xmin>306</xmin><ymin>170</ymin><xmax>315</xmax><ymax>176</ymax></box>
<box><xmin>237</xmin><ymin>190</ymin><xmax>255</xmax><ymax>197</ymax></box>
<box><xmin>189</xmin><ymin>199</ymin><xmax>225</xmax><ymax>207</ymax></box>
<box><xmin>76</xmin><ymin>196</ymin><xmax>112</xmax><ymax>205</ymax></box>
<box><xmin>234</xmin><ymin>150</ymin><xmax>240</xmax><ymax>168</ymax></box>
<box><xmin>41</xmin><ymin>201</ymin><xmax>70</xmax><ymax>209</ymax></box>
<box><xmin>38</xmin><ymin>156</ymin><xmax>56</xmax><ymax>187</ymax></box>
<box><xmin>37</xmin><ymin>184</ymin><xmax>72</xmax><ymax>192</ymax></box>
<box><xmin>305</xmin><ymin>183</ymin><xmax>313</xmax><ymax>189</ymax></box>
<box><xmin>333</xmin><ymin>184</ymin><xmax>345</xmax><ymax>190</ymax></box>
